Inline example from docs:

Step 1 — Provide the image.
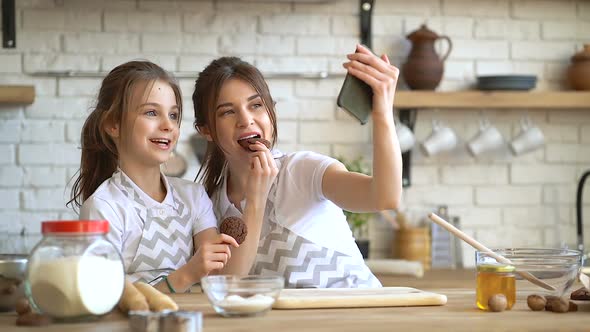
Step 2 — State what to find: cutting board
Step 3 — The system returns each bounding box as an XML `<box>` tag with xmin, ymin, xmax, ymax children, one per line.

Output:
<box><xmin>273</xmin><ymin>287</ymin><xmax>447</xmax><ymax>309</ymax></box>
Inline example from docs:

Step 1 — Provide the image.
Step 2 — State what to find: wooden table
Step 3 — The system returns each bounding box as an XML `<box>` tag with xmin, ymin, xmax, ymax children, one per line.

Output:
<box><xmin>1</xmin><ymin>269</ymin><xmax>588</xmax><ymax>332</ymax></box>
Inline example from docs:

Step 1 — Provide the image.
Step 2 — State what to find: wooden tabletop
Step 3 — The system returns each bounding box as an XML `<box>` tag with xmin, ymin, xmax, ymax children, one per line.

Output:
<box><xmin>1</xmin><ymin>269</ymin><xmax>588</xmax><ymax>332</ymax></box>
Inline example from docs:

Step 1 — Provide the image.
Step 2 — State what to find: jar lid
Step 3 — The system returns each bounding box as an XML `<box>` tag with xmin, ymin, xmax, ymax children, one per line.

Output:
<box><xmin>477</xmin><ymin>264</ymin><xmax>515</xmax><ymax>273</ymax></box>
<box><xmin>41</xmin><ymin>220</ymin><xmax>109</xmax><ymax>234</ymax></box>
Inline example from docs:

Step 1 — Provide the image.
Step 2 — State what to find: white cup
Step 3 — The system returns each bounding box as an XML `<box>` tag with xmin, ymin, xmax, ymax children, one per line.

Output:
<box><xmin>467</xmin><ymin>119</ymin><xmax>504</xmax><ymax>156</ymax></box>
<box><xmin>420</xmin><ymin>120</ymin><xmax>458</xmax><ymax>156</ymax></box>
<box><xmin>510</xmin><ymin>117</ymin><xmax>545</xmax><ymax>156</ymax></box>
<box><xmin>396</xmin><ymin>122</ymin><xmax>415</xmax><ymax>153</ymax></box>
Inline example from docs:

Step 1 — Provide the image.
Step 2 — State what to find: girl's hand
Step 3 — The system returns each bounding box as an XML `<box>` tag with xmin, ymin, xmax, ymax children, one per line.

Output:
<box><xmin>342</xmin><ymin>44</ymin><xmax>399</xmax><ymax>117</ymax></box>
<box><xmin>190</xmin><ymin>233</ymin><xmax>238</xmax><ymax>279</ymax></box>
<box><xmin>245</xmin><ymin>141</ymin><xmax>279</xmax><ymax>208</ymax></box>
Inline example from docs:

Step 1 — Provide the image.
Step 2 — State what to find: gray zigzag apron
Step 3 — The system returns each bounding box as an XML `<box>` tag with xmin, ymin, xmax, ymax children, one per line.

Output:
<box><xmin>115</xmin><ymin>172</ymin><xmax>194</xmax><ymax>283</ymax></box>
<box><xmin>245</xmin><ymin>157</ymin><xmax>381</xmax><ymax>288</ymax></box>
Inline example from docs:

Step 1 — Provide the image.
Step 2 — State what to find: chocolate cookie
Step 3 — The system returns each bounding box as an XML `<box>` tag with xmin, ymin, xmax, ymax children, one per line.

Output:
<box><xmin>238</xmin><ymin>137</ymin><xmax>271</xmax><ymax>152</ymax></box>
<box><xmin>219</xmin><ymin>216</ymin><xmax>248</xmax><ymax>244</ymax></box>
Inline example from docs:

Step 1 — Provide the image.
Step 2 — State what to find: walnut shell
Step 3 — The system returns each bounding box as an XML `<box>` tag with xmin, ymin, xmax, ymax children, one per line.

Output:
<box><xmin>545</xmin><ymin>297</ymin><xmax>569</xmax><ymax>313</ymax></box>
<box><xmin>487</xmin><ymin>294</ymin><xmax>507</xmax><ymax>312</ymax></box>
<box><xmin>527</xmin><ymin>294</ymin><xmax>546</xmax><ymax>311</ymax></box>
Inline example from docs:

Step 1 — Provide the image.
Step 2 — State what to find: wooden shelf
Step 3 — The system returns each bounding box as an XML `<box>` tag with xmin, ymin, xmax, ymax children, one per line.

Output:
<box><xmin>394</xmin><ymin>91</ymin><xmax>590</xmax><ymax>109</ymax></box>
<box><xmin>0</xmin><ymin>85</ymin><xmax>35</xmax><ymax>105</ymax></box>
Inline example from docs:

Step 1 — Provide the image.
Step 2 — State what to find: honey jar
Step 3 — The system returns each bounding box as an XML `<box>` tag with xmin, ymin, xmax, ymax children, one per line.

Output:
<box><xmin>476</xmin><ymin>263</ymin><xmax>516</xmax><ymax>311</ymax></box>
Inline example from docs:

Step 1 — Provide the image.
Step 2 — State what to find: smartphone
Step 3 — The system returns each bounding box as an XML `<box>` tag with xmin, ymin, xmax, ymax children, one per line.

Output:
<box><xmin>336</xmin><ymin>49</ymin><xmax>374</xmax><ymax>125</ymax></box>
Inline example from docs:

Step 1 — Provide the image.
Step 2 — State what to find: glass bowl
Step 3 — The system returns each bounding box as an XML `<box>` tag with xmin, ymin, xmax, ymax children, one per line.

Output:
<box><xmin>0</xmin><ymin>254</ymin><xmax>28</xmax><ymax>312</ymax></box>
<box><xmin>200</xmin><ymin>275</ymin><xmax>284</xmax><ymax>317</ymax></box>
<box><xmin>476</xmin><ymin>248</ymin><xmax>583</xmax><ymax>298</ymax></box>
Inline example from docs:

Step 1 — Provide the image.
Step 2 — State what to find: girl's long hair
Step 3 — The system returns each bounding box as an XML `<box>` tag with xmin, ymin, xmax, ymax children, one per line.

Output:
<box><xmin>193</xmin><ymin>57</ymin><xmax>278</xmax><ymax>196</ymax></box>
<box><xmin>67</xmin><ymin>61</ymin><xmax>182</xmax><ymax>209</ymax></box>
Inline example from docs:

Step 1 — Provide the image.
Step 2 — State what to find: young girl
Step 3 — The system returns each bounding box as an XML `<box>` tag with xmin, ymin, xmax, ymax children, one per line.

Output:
<box><xmin>193</xmin><ymin>44</ymin><xmax>403</xmax><ymax>288</ymax></box>
<box><xmin>68</xmin><ymin>61</ymin><xmax>247</xmax><ymax>293</ymax></box>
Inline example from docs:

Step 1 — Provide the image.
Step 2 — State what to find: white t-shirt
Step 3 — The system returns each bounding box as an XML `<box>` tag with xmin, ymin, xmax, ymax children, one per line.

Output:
<box><xmin>212</xmin><ymin>151</ymin><xmax>381</xmax><ymax>288</ymax></box>
<box><xmin>80</xmin><ymin>169</ymin><xmax>217</xmax><ymax>282</ymax></box>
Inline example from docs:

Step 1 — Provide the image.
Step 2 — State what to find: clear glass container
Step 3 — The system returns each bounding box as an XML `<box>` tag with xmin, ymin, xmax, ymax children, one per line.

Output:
<box><xmin>25</xmin><ymin>220</ymin><xmax>124</xmax><ymax>322</ymax></box>
<box><xmin>475</xmin><ymin>261</ymin><xmax>516</xmax><ymax>311</ymax></box>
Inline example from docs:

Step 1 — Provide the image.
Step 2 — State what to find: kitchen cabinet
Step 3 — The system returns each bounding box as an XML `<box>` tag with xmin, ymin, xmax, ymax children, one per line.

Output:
<box><xmin>0</xmin><ymin>85</ymin><xmax>35</xmax><ymax>105</ymax></box>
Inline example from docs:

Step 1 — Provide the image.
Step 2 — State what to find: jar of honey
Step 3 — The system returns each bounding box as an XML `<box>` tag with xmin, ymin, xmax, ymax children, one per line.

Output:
<box><xmin>476</xmin><ymin>263</ymin><xmax>516</xmax><ymax>311</ymax></box>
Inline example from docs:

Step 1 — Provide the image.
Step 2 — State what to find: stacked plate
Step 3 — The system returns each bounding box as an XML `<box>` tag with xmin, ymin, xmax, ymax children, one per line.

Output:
<box><xmin>476</xmin><ymin>75</ymin><xmax>537</xmax><ymax>91</ymax></box>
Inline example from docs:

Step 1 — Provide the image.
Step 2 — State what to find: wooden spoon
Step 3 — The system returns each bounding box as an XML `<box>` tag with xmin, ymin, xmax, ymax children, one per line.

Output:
<box><xmin>428</xmin><ymin>212</ymin><xmax>556</xmax><ymax>291</ymax></box>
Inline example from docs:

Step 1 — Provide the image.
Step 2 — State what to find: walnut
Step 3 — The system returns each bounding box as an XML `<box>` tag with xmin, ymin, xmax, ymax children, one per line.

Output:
<box><xmin>15</xmin><ymin>298</ymin><xmax>31</xmax><ymax>315</ymax></box>
<box><xmin>219</xmin><ymin>216</ymin><xmax>248</xmax><ymax>244</ymax></box>
<box><xmin>487</xmin><ymin>294</ymin><xmax>507</xmax><ymax>312</ymax></box>
<box><xmin>545</xmin><ymin>297</ymin><xmax>569</xmax><ymax>313</ymax></box>
<box><xmin>527</xmin><ymin>294</ymin><xmax>546</xmax><ymax>311</ymax></box>
<box><xmin>15</xmin><ymin>313</ymin><xmax>52</xmax><ymax>326</ymax></box>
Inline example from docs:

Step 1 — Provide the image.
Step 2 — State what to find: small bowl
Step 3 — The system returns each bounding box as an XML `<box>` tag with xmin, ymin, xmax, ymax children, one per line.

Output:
<box><xmin>0</xmin><ymin>254</ymin><xmax>28</xmax><ymax>312</ymax></box>
<box><xmin>477</xmin><ymin>248</ymin><xmax>582</xmax><ymax>297</ymax></box>
<box><xmin>201</xmin><ymin>275</ymin><xmax>284</xmax><ymax>317</ymax></box>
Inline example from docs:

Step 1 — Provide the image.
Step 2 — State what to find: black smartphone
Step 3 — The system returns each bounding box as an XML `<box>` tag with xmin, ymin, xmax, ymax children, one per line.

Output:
<box><xmin>336</xmin><ymin>49</ymin><xmax>374</xmax><ymax>125</ymax></box>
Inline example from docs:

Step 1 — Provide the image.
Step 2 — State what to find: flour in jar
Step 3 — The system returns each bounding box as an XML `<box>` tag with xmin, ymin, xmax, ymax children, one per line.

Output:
<box><xmin>28</xmin><ymin>255</ymin><xmax>124</xmax><ymax>318</ymax></box>
<box><xmin>217</xmin><ymin>294</ymin><xmax>275</xmax><ymax>313</ymax></box>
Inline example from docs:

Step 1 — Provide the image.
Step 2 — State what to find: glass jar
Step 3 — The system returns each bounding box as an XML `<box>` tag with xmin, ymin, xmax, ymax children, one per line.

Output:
<box><xmin>25</xmin><ymin>220</ymin><xmax>125</xmax><ymax>321</ymax></box>
<box><xmin>475</xmin><ymin>251</ymin><xmax>516</xmax><ymax>311</ymax></box>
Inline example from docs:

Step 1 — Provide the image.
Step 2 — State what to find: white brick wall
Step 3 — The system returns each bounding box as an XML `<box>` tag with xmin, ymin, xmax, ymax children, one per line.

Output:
<box><xmin>1</xmin><ymin>0</ymin><xmax>589</xmax><ymax>259</ymax></box>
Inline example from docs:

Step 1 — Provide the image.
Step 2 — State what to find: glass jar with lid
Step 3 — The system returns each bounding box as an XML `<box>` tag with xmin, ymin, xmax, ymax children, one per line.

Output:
<box><xmin>25</xmin><ymin>220</ymin><xmax>125</xmax><ymax>321</ymax></box>
<box><xmin>475</xmin><ymin>251</ymin><xmax>516</xmax><ymax>311</ymax></box>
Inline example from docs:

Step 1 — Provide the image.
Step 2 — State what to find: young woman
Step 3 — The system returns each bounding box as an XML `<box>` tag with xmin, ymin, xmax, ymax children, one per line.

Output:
<box><xmin>69</xmin><ymin>61</ymin><xmax>248</xmax><ymax>293</ymax></box>
<box><xmin>193</xmin><ymin>44</ymin><xmax>403</xmax><ymax>288</ymax></box>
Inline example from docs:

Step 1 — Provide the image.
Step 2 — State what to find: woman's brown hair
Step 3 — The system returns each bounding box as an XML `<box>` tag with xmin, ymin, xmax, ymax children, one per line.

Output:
<box><xmin>193</xmin><ymin>57</ymin><xmax>278</xmax><ymax>196</ymax></box>
<box><xmin>68</xmin><ymin>60</ymin><xmax>183</xmax><ymax>209</ymax></box>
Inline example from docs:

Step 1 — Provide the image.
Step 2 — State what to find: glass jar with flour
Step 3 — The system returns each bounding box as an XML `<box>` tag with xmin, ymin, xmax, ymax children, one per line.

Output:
<box><xmin>25</xmin><ymin>220</ymin><xmax>125</xmax><ymax>321</ymax></box>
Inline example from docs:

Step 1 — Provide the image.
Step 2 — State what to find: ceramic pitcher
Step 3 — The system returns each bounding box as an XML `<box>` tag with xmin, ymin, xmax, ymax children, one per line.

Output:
<box><xmin>402</xmin><ymin>24</ymin><xmax>453</xmax><ymax>90</ymax></box>
<box><xmin>567</xmin><ymin>44</ymin><xmax>590</xmax><ymax>91</ymax></box>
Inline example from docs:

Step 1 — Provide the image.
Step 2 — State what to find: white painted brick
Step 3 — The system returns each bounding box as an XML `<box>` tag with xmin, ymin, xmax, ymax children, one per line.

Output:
<box><xmin>295</xmin><ymin>144</ymin><xmax>331</xmax><ymax>156</ymax></box>
<box><xmin>474</xmin><ymin>19</ymin><xmax>540</xmax><ymax>40</ymax></box>
<box><xmin>512</xmin><ymin>0</ymin><xmax>576</xmax><ymax>19</ymax></box>
<box><xmin>178</xmin><ymin>56</ymin><xmax>216</xmax><ymax>72</ymax></box>
<box><xmin>19</xmin><ymin>143</ymin><xmax>81</xmax><ymax>166</ymax></box>
<box><xmin>61</xmin><ymin>0</ymin><xmax>136</xmax><ymax>9</ymax></box>
<box><xmin>256</xmin><ymin>36</ymin><xmax>296</xmax><ymax>56</ymax></box>
<box><xmin>21</xmin><ymin>120</ymin><xmax>65</xmax><ymax>142</ymax></box>
<box><xmin>105</xmin><ymin>12</ymin><xmax>181</xmax><ymax>32</ymax></box>
<box><xmin>332</xmin><ymin>144</ymin><xmax>373</xmax><ymax>162</ymax></box>
<box><xmin>102</xmin><ymin>55</ymin><xmax>177</xmax><ymax>72</ymax></box>
<box><xmin>277</xmin><ymin>121</ymin><xmax>297</xmax><ymax>144</ymax></box>
<box><xmin>16</xmin><ymin>0</ymin><xmax>56</xmax><ymax>9</ymax></box>
<box><xmin>403</xmin><ymin>186</ymin><xmax>473</xmax><ymax>205</ymax></box>
<box><xmin>0</xmin><ymin>54</ymin><xmax>22</xmax><ymax>73</ymax></box>
<box><xmin>267</xmin><ymin>80</ymin><xmax>294</xmax><ymax>99</ymax></box>
<box><xmin>142</xmin><ymin>33</ymin><xmax>182</xmax><ymax>53</ymax></box>
<box><xmin>22</xmin><ymin>189</ymin><xmax>67</xmax><ymax>210</ymax></box>
<box><xmin>0</xmin><ymin>145</ymin><xmax>16</xmax><ymax>165</ymax></box>
<box><xmin>0</xmin><ymin>189</ymin><xmax>19</xmax><ymax>209</ymax></box>
<box><xmin>546</xmin><ymin>143</ymin><xmax>590</xmax><ymax>162</ymax></box>
<box><xmin>24</xmin><ymin>54</ymin><xmax>101</xmax><ymax>72</ymax></box>
<box><xmin>260</xmin><ymin>15</ymin><xmax>330</xmax><ymax>35</ymax></box>
<box><xmin>66</xmin><ymin>120</ymin><xmax>85</xmax><ymax>143</ymax></box>
<box><xmin>0</xmin><ymin>211</ymin><xmax>20</xmax><ymax>233</ymax></box>
<box><xmin>64</xmin><ymin>33</ymin><xmax>140</xmax><ymax>54</ymax></box>
<box><xmin>332</xmin><ymin>15</ymin><xmax>358</xmax><ymax>36</ymax></box>
<box><xmin>476</xmin><ymin>186</ymin><xmax>541</xmax><ymax>205</ymax></box>
<box><xmin>0</xmin><ymin>75</ymin><xmax>56</xmax><ymax>96</ymax></box>
<box><xmin>373</xmin><ymin>16</ymin><xmax>404</xmax><ymax>36</ymax></box>
<box><xmin>220</xmin><ymin>35</ymin><xmax>256</xmax><ymax>54</ymax></box>
<box><xmin>441</xmin><ymin>165</ymin><xmax>508</xmax><ymax>185</ymax></box>
<box><xmin>275</xmin><ymin>100</ymin><xmax>298</xmax><ymax>120</ymax></box>
<box><xmin>295</xmin><ymin>1</ymin><xmax>357</xmax><ymax>14</ymax></box>
<box><xmin>544</xmin><ymin>62</ymin><xmax>569</xmax><ymax>82</ymax></box>
<box><xmin>0</xmin><ymin>166</ymin><xmax>23</xmax><ymax>187</ymax></box>
<box><xmin>453</xmin><ymin>207</ymin><xmax>502</xmax><ymax>227</ymax></box>
<box><xmin>299</xmin><ymin>100</ymin><xmax>335</xmax><ymax>120</ymax></box>
<box><xmin>511</xmin><ymin>41</ymin><xmax>575</xmax><ymax>61</ymax></box>
<box><xmin>60</xmin><ymin>210</ymin><xmax>79</xmax><ymax>220</ymax></box>
<box><xmin>538</xmin><ymin>123</ymin><xmax>578</xmax><ymax>142</ymax></box>
<box><xmin>184</xmin><ymin>13</ymin><xmax>256</xmax><ymax>34</ymax></box>
<box><xmin>23</xmin><ymin>167</ymin><xmax>67</xmax><ymax>187</ymax></box>
<box><xmin>25</xmin><ymin>97</ymin><xmax>92</xmax><ymax>119</ymax></box>
<box><xmin>0</xmin><ymin>120</ymin><xmax>21</xmax><ymax>143</ymax></box>
<box><xmin>582</xmin><ymin>125</ymin><xmax>590</xmax><ymax>142</ymax></box>
<box><xmin>450</xmin><ymin>39</ymin><xmax>509</xmax><ymax>60</ymax></box>
<box><xmin>548</xmin><ymin>110</ymin><xmax>590</xmax><ymax>124</ymax></box>
<box><xmin>442</xmin><ymin>17</ymin><xmax>473</xmax><ymax>38</ymax></box>
<box><xmin>410</xmin><ymin>165</ymin><xmax>439</xmax><ymax>185</ymax></box>
<box><xmin>183</xmin><ymin>35</ymin><xmax>218</xmax><ymax>54</ymax></box>
<box><xmin>377</xmin><ymin>0</ymin><xmax>441</xmax><ymax>15</ymax></box>
<box><xmin>511</xmin><ymin>164</ymin><xmax>576</xmax><ymax>184</ymax></box>
<box><xmin>17</xmin><ymin>31</ymin><xmax>61</xmax><ymax>52</ymax></box>
<box><xmin>542</xmin><ymin>21</ymin><xmax>576</xmax><ymax>40</ymax></box>
<box><xmin>300</xmin><ymin>121</ymin><xmax>369</xmax><ymax>143</ymax></box>
<box><xmin>58</xmin><ymin>78</ymin><xmax>102</xmax><ymax>97</ymax></box>
<box><xmin>140</xmin><ymin>0</ymin><xmax>213</xmax><ymax>11</ymax></box>
<box><xmin>0</xmin><ymin>106</ymin><xmax>22</xmax><ymax>119</ymax></box>
<box><xmin>543</xmin><ymin>185</ymin><xmax>576</xmax><ymax>204</ymax></box>
<box><xmin>255</xmin><ymin>57</ymin><xmax>328</xmax><ymax>74</ymax></box>
<box><xmin>297</xmin><ymin>37</ymin><xmax>336</xmax><ymax>55</ymax></box>
<box><xmin>334</xmin><ymin>38</ymin><xmax>364</xmax><ymax>56</ymax></box>
<box><xmin>23</xmin><ymin>9</ymin><xmax>101</xmax><ymax>31</ymax></box>
<box><xmin>404</xmin><ymin>17</ymin><xmax>442</xmax><ymax>36</ymax></box>
<box><xmin>218</xmin><ymin>1</ymin><xmax>287</xmax><ymax>13</ymax></box>
<box><xmin>20</xmin><ymin>211</ymin><xmax>59</xmax><ymax>234</ymax></box>
<box><xmin>581</xmin><ymin>2</ymin><xmax>590</xmax><ymax>19</ymax></box>
<box><xmin>443</xmin><ymin>60</ymin><xmax>475</xmax><ymax>81</ymax></box>
<box><xmin>443</xmin><ymin>0</ymin><xmax>509</xmax><ymax>17</ymax></box>
<box><xmin>295</xmin><ymin>79</ymin><xmax>340</xmax><ymax>98</ymax></box>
